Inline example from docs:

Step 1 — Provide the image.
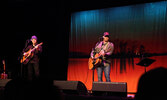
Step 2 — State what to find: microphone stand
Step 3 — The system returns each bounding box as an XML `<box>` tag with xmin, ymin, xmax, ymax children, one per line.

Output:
<box><xmin>18</xmin><ymin>39</ymin><xmax>30</xmax><ymax>78</ymax></box>
<box><xmin>92</xmin><ymin>48</ymin><xmax>96</xmax><ymax>82</ymax></box>
<box><xmin>92</xmin><ymin>38</ymin><xmax>102</xmax><ymax>82</ymax></box>
<box><xmin>92</xmin><ymin>41</ymin><xmax>101</xmax><ymax>81</ymax></box>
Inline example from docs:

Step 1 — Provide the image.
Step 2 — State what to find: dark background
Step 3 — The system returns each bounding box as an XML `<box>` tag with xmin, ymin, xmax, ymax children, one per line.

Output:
<box><xmin>4</xmin><ymin>0</ymin><xmax>165</xmax><ymax>80</ymax></box>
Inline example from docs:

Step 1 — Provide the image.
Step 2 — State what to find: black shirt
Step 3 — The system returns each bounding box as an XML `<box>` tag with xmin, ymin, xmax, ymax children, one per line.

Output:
<box><xmin>24</xmin><ymin>44</ymin><xmax>42</xmax><ymax>63</ymax></box>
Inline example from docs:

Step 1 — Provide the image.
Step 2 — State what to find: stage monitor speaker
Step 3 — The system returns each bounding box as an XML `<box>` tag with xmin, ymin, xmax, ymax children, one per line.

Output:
<box><xmin>92</xmin><ymin>82</ymin><xmax>127</xmax><ymax>97</ymax></box>
<box><xmin>0</xmin><ymin>79</ymin><xmax>12</xmax><ymax>87</ymax></box>
<box><xmin>53</xmin><ymin>80</ymin><xmax>88</xmax><ymax>95</ymax></box>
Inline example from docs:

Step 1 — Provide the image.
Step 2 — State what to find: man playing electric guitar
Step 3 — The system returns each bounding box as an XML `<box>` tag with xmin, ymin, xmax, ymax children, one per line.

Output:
<box><xmin>22</xmin><ymin>35</ymin><xmax>42</xmax><ymax>81</ymax></box>
<box><xmin>90</xmin><ymin>32</ymin><xmax>114</xmax><ymax>82</ymax></box>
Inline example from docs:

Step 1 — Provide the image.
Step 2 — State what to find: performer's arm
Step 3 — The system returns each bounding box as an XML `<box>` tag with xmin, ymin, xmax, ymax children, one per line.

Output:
<box><xmin>23</xmin><ymin>45</ymin><xmax>31</xmax><ymax>55</ymax></box>
<box><xmin>90</xmin><ymin>48</ymin><xmax>95</xmax><ymax>59</ymax></box>
<box><xmin>104</xmin><ymin>42</ymin><xmax>114</xmax><ymax>56</ymax></box>
<box><xmin>90</xmin><ymin>42</ymin><xmax>101</xmax><ymax>59</ymax></box>
<box><xmin>35</xmin><ymin>45</ymin><xmax>42</xmax><ymax>54</ymax></box>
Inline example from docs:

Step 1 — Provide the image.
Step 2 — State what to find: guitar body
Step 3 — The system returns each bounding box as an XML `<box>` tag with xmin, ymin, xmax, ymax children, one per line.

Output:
<box><xmin>20</xmin><ymin>49</ymin><xmax>34</xmax><ymax>64</ymax></box>
<box><xmin>88</xmin><ymin>54</ymin><xmax>102</xmax><ymax>70</ymax></box>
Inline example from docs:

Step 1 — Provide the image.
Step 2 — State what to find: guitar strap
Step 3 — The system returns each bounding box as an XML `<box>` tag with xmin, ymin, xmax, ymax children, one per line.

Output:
<box><xmin>93</xmin><ymin>41</ymin><xmax>109</xmax><ymax>55</ymax></box>
<box><xmin>101</xmin><ymin>42</ymin><xmax>109</xmax><ymax>51</ymax></box>
<box><xmin>95</xmin><ymin>41</ymin><xmax>108</xmax><ymax>49</ymax></box>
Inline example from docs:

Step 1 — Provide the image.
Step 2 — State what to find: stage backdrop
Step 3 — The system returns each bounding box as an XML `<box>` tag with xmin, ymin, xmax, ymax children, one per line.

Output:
<box><xmin>68</xmin><ymin>1</ymin><xmax>167</xmax><ymax>93</ymax></box>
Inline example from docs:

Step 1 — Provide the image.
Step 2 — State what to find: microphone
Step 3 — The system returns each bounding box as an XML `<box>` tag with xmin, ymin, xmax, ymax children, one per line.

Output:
<box><xmin>99</xmin><ymin>37</ymin><xmax>103</xmax><ymax>41</ymax></box>
<box><xmin>26</xmin><ymin>39</ymin><xmax>31</xmax><ymax>43</ymax></box>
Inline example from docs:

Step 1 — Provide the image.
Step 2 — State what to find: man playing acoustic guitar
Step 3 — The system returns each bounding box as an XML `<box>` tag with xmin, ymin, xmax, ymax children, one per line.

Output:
<box><xmin>22</xmin><ymin>35</ymin><xmax>42</xmax><ymax>81</ymax></box>
<box><xmin>90</xmin><ymin>32</ymin><xmax>114</xmax><ymax>82</ymax></box>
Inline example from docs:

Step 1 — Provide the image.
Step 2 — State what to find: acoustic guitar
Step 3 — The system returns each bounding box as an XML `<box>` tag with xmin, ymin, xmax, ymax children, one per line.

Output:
<box><xmin>88</xmin><ymin>53</ymin><xmax>102</xmax><ymax>70</ymax></box>
<box><xmin>20</xmin><ymin>42</ymin><xmax>43</xmax><ymax>64</ymax></box>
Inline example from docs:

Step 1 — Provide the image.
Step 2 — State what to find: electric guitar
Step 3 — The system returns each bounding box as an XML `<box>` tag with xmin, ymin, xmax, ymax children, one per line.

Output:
<box><xmin>1</xmin><ymin>60</ymin><xmax>8</xmax><ymax>79</ymax></box>
<box><xmin>20</xmin><ymin>42</ymin><xmax>43</xmax><ymax>64</ymax></box>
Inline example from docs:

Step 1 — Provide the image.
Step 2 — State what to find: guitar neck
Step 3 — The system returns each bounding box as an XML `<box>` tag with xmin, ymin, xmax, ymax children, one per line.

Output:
<box><xmin>30</xmin><ymin>42</ymin><xmax>43</xmax><ymax>52</ymax></box>
<box><xmin>2</xmin><ymin>60</ymin><xmax>6</xmax><ymax>73</ymax></box>
<box><xmin>31</xmin><ymin>46</ymin><xmax>37</xmax><ymax>52</ymax></box>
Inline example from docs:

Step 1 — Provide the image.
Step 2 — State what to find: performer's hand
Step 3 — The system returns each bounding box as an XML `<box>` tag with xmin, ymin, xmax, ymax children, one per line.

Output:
<box><xmin>23</xmin><ymin>52</ymin><xmax>26</xmax><ymax>55</ymax></box>
<box><xmin>23</xmin><ymin>52</ymin><xmax>29</xmax><ymax>56</ymax></box>
<box><xmin>99</xmin><ymin>50</ymin><xmax>105</xmax><ymax>56</ymax></box>
<box><xmin>91</xmin><ymin>56</ymin><xmax>96</xmax><ymax>60</ymax></box>
<box><xmin>35</xmin><ymin>45</ymin><xmax>39</xmax><ymax>49</ymax></box>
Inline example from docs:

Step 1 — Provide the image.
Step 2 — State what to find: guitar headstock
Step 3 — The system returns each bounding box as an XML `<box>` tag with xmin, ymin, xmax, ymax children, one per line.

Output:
<box><xmin>38</xmin><ymin>42</ymin><xmax>43</xmax><ymax>46</ymax></box>
<box><xmin>2</xmin><ymin>60</ymin><xmax>5</xmax><ymax>65</ymax></box>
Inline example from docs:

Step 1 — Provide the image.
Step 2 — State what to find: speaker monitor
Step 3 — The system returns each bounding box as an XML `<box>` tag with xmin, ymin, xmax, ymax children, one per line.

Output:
<box><xmin>0</xmin><ymin>79</ymin><xmax>12</xmax><ymax>87</ymax></box>
<box><xmin>92</xmin><ymin>82</ymin><xmax>127</xmax><ymax>97</ymax></box>
<box><xmin>53</xmin><ymin>80</ymin><xmax>87</xmax><ymax>95</ymax></box>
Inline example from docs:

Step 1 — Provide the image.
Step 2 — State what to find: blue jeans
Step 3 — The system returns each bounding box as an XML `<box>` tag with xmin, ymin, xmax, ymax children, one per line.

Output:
<box><xmin>96</xmin><ymin>64</ymin><xmax>111</xmax><ymax>82</ymax></box>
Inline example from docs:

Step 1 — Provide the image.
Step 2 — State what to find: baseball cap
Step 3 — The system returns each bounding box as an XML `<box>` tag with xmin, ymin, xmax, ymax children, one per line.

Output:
<box><xmin>31</xmin><ymin>35</ymin><xmax>37</xmax><ymax>40</ymax></box>
<box><xmin>103</xmin><ymin>32</ymin><xmax>109</xmax><ymax>37</ymax></box>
